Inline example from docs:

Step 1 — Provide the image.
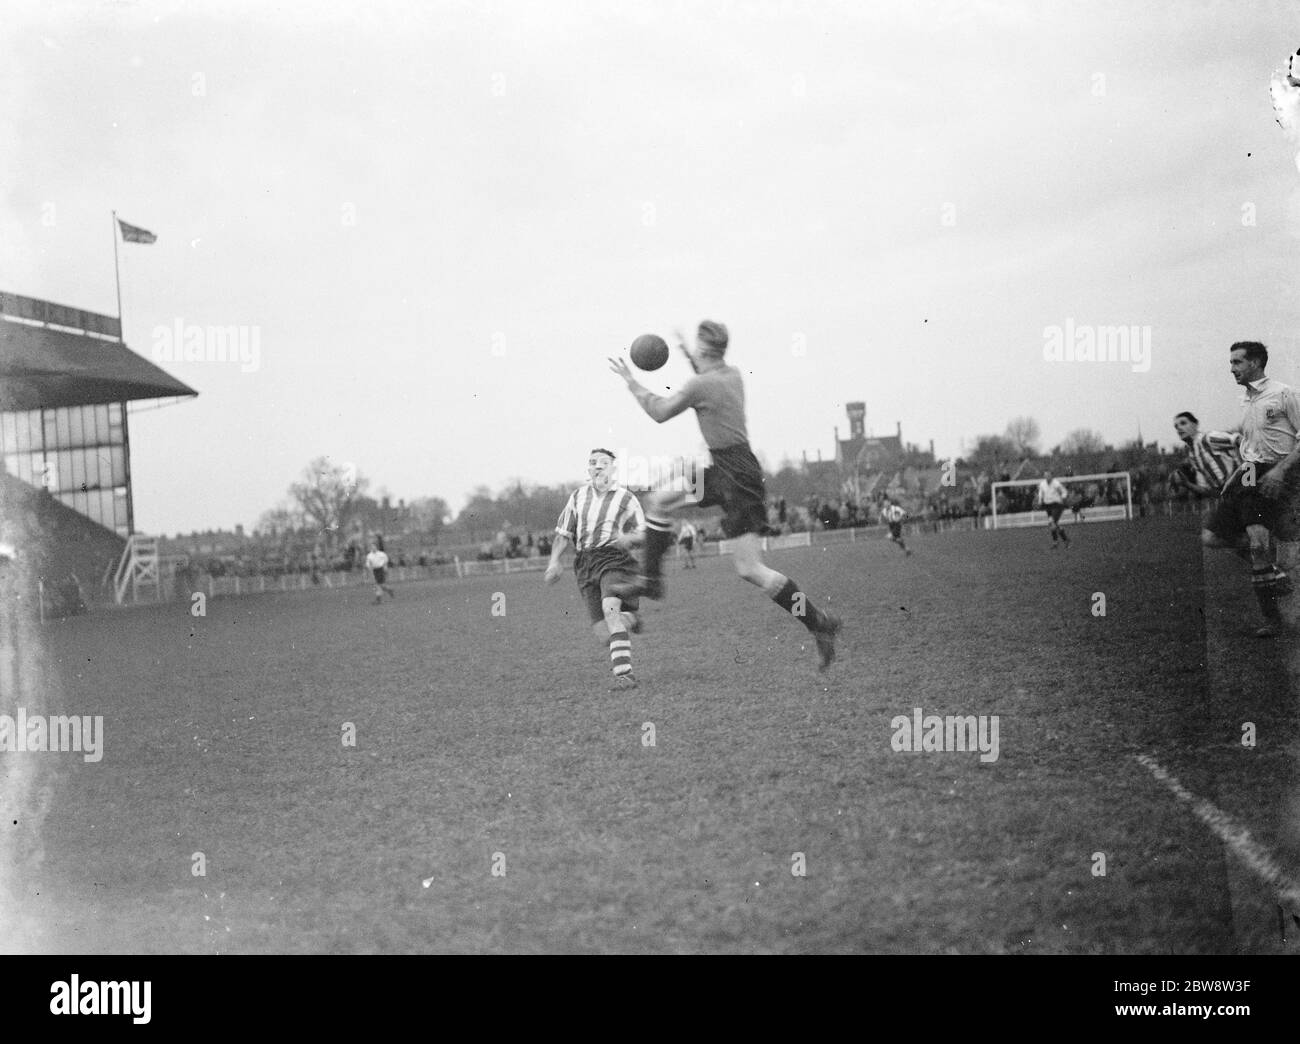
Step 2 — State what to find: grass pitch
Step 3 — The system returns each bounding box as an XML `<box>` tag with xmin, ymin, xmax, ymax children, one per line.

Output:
<box><xmin>9</xmin><ymin>514</ymin><xmax>1299</xmax><ymax>953</ymax></box>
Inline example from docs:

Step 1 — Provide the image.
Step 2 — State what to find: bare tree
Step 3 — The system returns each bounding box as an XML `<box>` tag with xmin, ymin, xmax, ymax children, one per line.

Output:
<box><xmin>255</xmin><ymin>502</ymin><xmax>304</xmax><ymax>539</ymax></box>
<box><xmin>1057</xmin><ymin>429</ymin><xmax>1108</xmax><ymax>456</ymax></box>
<box><xmin>288</xmin><ymin>457</ymin><xmax>368</xmax><ymax>546</ymax></box>
<box><xmin>1004</xmin><ymin>416</ymin><xmax>1041</xmax><ymax>458</ymax></box>
<box><xmin>409</xmin><ymin>496</ymin><xmax>451</xmax><ymax>543</ymax></box>
<box><xmin>967</xmin><ymin>434</ymin><xmax>1017</xmax><ymax>476</ymax></box>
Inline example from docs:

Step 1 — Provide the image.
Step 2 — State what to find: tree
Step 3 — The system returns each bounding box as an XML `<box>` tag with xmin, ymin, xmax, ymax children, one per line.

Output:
<box><xmin>456</xmin><ymin>485</ymin><xmax>505</xmax><ymax>543</ymax></box>
<box><xmin>288</xmin><ymin>457</ymin><xmax>369</xmax><ymax>547</ymax></box>
<box><xmin>409</xmin><ymin>496</ymin><xmax>451</xmax><ymax>543</ymax></box>
<box><xmin>1057</xmin><ymin>429</ymin><xmax>1108</xmax><ymax>456</ymax></box>
<box><xmin>255</xmin><ymin>503</ymin><xmax>304</xmax><ymax>539</ymax></box>
<box><xmin>966</xmin><ymin>434</ymin><xmax>1017</xmax><ymax>477</ymax></box>
<box><xmin>1004</xmin><ymin>417</ymin><xmax>1041</xmax><ymax>458</ymax></box>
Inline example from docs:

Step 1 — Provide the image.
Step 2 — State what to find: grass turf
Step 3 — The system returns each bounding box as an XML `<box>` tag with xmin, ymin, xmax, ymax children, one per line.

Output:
<box><xmin>7</xmin><ymin>513</ymin><xmax>1298</xmax><ymax>953</ymax></box>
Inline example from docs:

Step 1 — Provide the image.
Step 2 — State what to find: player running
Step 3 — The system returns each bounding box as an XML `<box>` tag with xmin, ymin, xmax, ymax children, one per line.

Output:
<box><xmin>1173</xmin><ymin>410</ymin><xmax>1281</xmax><ymax>636</ymax></box>
<box><xmin>1034</xmin><ymin>470</ymin><xmax>1071</xmax><ymax>549</ymax></box>
<box><xmin>881</xmin><ymin>499</ymin><xmax>911</xmax><ymax>556</ymax></box>
<box><xmin>365</xmin><ymin>541</ymin><xmax>395</xmax><ymax>603</ymax></box>
<box><xmin>608</xmin><ymin>320</ymin><xmax>841</xmax><ymax>670</ymax></box>
<box><xmin>544</xmin><ymin>448</ymin><xmax>646</xmax><ymax>691</ymax></box>
<box><xmin>1200</xmin><ymin>342</ymin><xmax>1300</xmax><ymax>638</ymax></box>
<box><xmin>677</xmin><ymin>519</ymin><xmax>698</xmax><ymax>569</ymax></box>
<box><xmin>1173</xmin><ymin>411</ymin><xmax>1239</xmax><ymax>501</ymax></box>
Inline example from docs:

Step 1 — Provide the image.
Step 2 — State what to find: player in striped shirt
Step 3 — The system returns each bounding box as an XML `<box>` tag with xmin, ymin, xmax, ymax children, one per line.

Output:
<box><xmin>545</xmin><ymin>448</ymin><xmax>646</xmax><ymax>691</ymax></box>
<box><xmin>1173</xmin><ymin>411</ymin><xmax>1239</xmax><ymax>497</ymax></box>
<box><xmin>881</xmin><ymin>500</ymin><xmax>911</xmax><ymax>556</ymax></box>
<box><xmin>1173</xmin><ymin>410</ymin><xmax>1279</xmax><ymax>622</ymax></box>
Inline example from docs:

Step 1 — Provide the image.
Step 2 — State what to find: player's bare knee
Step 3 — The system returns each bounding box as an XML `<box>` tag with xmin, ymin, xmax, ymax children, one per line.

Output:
<box><xmin>734</xmin><ymin>556</ymin><xmax>772</xmax><ymax>586</ymax></box>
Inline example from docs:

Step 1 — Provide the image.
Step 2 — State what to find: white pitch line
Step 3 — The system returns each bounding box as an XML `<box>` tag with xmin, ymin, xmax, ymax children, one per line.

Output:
<box><xmin>1134</xmin><ymin>752</ymin><xmax>1300</xmax><ymax>911</ymax></box>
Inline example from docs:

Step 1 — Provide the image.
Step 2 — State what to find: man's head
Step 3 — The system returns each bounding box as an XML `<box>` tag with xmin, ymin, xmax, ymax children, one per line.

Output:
<box><xmin>1042</xmin><ymin>469</ymin><xmax>1053</xmax><ymax>481</ymax></box>
<box><xmin>1173</xmin><ymin>411</ymin><xmax>1199</xmax><ymax>442</ymax></box>
<box><xmin>588</xmin><ymin>448</ymin><xmax>616</xmax><ymax>491</ymax></box>
<box><xmin>692</xmin><ymin>320</ymin><xmax>729</xmax><ymax>367</ymax></box>
<box><xmin>1229</xmin><ymin>341</ymin><xmax>1268</xmax><ymax>386</ymax></box>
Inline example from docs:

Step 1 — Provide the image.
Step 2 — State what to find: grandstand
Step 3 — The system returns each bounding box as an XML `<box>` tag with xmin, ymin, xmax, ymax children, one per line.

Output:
<box><xmin>0</xmin><ymin>291</ymin><xmax>196</xmax><ymax>611</ymax></box>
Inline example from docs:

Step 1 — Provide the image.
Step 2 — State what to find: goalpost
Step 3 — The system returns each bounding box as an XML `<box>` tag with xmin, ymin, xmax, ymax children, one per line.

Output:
<box><xmin>989</xmin><ymin>471</ymin><xmax>1132</xmax><ymax>530</ymax></box>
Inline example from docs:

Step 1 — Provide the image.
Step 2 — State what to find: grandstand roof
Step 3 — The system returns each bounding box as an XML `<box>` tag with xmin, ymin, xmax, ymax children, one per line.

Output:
<box><xmin>0</xmin><ymin>318</ymin><xmax>197</xmax><ymax>411</ymax></box>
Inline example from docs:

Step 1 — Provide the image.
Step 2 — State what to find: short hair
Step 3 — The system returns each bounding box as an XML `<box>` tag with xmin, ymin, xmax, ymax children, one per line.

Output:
<box><xmin>1230</xmin><ymin>341</ymin><xmax>1268</xmax><ymax>369</ymax></box>
<box><xmin>589</xmin><ymin>447</ymin><xmax>615</xmax><ymax>460</ymax></box>
<box><xmin>1174</xmin><ymin>411</ymin><xmax>1198</xmax><ymax>425</ymax></box>
<box><xmin>698</xmin><ymin>320</ymin><xmax>729</xmax><ymax>355</ymax></box>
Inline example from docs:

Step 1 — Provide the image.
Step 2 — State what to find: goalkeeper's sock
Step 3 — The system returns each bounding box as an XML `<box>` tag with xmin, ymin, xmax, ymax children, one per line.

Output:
<box><xmin>642</xmin><ymin>517</ymin><xmax>674</xmax><ymax>578</ymax></box>
<box><xmin>769</xmin><ymin>576</ymin><xmax>827</xmax><ymax>633</ymax></box>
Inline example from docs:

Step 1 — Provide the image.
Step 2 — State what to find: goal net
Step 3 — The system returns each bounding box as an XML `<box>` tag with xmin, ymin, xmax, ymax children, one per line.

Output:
<box><xmin>989</xmin><ymin>471</ymin><xmax>1132</xmax><ymax>530</ymax></box>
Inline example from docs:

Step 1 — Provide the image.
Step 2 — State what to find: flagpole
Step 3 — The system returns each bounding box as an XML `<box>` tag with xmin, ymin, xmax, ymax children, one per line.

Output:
<box><xmin>111</xmin><ymin>209</ymin><xmax>123</xmax><ymax>326</ymax></box>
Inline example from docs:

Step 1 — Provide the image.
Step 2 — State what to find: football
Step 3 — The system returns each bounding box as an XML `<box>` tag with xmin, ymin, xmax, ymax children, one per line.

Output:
<box><xmin>630</xmin><ymin>333</ymin><xmax>669</xmax><ymax>371</ymax></box>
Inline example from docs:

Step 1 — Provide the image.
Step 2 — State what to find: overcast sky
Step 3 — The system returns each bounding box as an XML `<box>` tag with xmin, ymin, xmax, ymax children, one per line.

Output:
<box><xmin>3</xmin><ymin>0</ymin><xmax>1300</xmax><ymax>536</ymax></box>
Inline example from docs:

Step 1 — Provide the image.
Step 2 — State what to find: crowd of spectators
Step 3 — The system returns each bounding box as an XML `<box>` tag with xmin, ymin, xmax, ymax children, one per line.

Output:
<box><xmin>170</xmin><ymin>452</ymin><xmax>1198</xmax><ymax>594</ymax></box>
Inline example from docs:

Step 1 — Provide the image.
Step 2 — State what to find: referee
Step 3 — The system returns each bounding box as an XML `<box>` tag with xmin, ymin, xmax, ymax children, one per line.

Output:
<box><xmin>545</xmin><ymin>448</ymin><xmax>646</xmax><ymax>691</ymax></box>
<box><xmin>1203</xmin><ymin>342</ymin><xmax>1300</xmax><ymax>637</ymax></box>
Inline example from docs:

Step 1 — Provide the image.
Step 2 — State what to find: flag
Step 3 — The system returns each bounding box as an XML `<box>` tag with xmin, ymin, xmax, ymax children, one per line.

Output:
<box><xmin>117</xmin><ymin>218</ymin><xmax>157</xmax><ymax>244</ymax></box>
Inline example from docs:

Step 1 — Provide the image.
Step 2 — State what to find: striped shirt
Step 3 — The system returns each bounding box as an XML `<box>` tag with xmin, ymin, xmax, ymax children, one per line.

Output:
<box><xmin>1185</xmin><ymin>433</ymin><xmax>1238</xmax><ymax>492</ymax></box>
<box><xmin>881</xmin><ymin>504</ymin><xmax>906</xmax><ymax>524</ymax></box>
<box><xmin>1238</xmin><ymin>377</ymin><xmax>1300</xmax><ymax>465</ymax></box>
<box><xmin>555</xmin><ymin>484</ymin><xmax>645</xmax><ymax>552</ymax></box>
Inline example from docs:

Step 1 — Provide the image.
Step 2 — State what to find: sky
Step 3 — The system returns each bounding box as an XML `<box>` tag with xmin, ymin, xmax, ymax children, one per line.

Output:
<box><xmin>3</xmin><ymin>0</ymin><xmax>1300</xmax><ymax>536</ymax></box>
